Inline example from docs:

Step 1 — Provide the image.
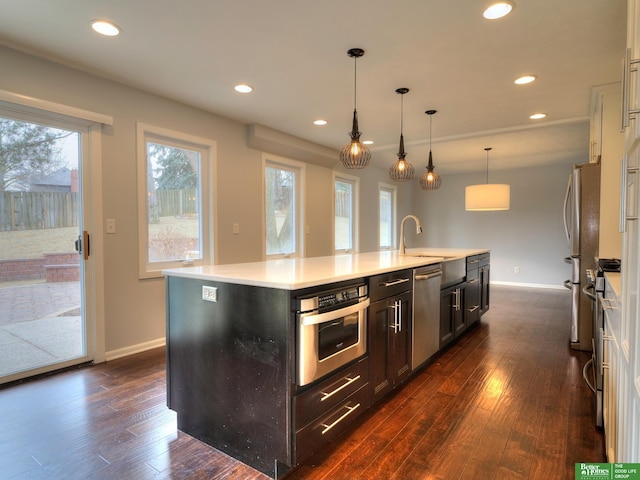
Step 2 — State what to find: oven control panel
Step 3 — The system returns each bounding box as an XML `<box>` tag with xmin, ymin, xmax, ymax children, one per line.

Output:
<box><xmin>296</xmin><ymin>284</ymin><xmax>367</xmax><ymax>313</ymax></box>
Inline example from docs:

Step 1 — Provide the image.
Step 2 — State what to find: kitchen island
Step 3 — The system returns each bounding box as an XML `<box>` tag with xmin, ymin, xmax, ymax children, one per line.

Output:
<box><xmin>163</xmin><ymin>248</ymin><xmax>489</xmax><ymax>478</ymax></box>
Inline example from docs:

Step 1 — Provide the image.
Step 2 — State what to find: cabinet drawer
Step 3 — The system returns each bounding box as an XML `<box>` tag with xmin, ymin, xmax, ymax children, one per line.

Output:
<box><xmin>466</xmin><ymin>302</ymin><xmax>480</xmax><ymax>325</ymax></box>
<box><xmin>294</xmin><ymin>356</ymin><xmax>368</xmax><ymax>429</ymax></box>
<box><xmin>466</xmin><ymin>276</ymin><xmax>480</xmax><ymax>298</ymax></box>
<box><xmin>466</xmin><ymin>255</ymin><xmax>481</xmax><ymax>268</ymax></box>
<box><xmin>294</xmin><ymin>383</ymin><xmax>370</xmax><ymax>464</ymax></box>
<box><xmin>369</xmin><ymin>269</ymin><xmax>413</xmax><ymax>302</ymax></box>
<box><xmin>466</xmin><ymin>268</ymin><xmax>479</xmax><ymax>281</ymax></box>
<box><xmin>478</xmin><ymin>254</ymin><xmax>490</xmax><ymax>267</ymax></box>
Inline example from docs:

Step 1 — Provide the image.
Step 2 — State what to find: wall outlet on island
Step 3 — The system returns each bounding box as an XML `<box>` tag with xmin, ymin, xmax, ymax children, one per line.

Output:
<box><xmin>514</xmin><ymin>266</ymin><xmax>520</xmax><ymax>274</ymax></box>
<box><xmin>202</xmin><ymin>286</ymin><xmax>218</xmax><ymax>302</ymax></box>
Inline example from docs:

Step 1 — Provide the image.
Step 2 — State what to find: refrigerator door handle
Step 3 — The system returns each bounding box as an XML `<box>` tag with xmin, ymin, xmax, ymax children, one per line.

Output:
<box><xmin>563</xmin><ymin>175</ymin><xmax>572</xmax><ymax>246</ymax></box>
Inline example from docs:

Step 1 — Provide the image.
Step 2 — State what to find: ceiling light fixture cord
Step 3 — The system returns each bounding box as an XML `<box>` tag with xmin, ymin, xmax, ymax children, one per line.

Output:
<box><xmin>340</xmin><ymin>48</ymin><xmax>370</xmax><ymax>169</ymax></box>
<box><xmin>485</xmin><ymin>147</ymin><xmax>491</xmax><ymax>184</ymax></box>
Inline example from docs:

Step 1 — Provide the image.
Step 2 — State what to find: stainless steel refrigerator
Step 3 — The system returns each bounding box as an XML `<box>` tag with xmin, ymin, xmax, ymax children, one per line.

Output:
<box><xmin>563</xmin><ymin>161</ymin><xmax>600</xmax><ymax>351</ymax></box>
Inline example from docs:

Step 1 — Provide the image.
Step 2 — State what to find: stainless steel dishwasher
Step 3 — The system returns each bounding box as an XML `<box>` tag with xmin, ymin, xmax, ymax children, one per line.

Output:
<box><xmin>412</xmin><ymin>264</ymin><xmax>442</xmax><ymax>369</ymax></box>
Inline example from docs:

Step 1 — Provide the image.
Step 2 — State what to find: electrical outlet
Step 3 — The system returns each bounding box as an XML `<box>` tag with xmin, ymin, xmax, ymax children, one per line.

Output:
<box><xmin>202</xmin><ymin>286</ymin><xmax>218</xmax><ymax>302</ymax></box>
<box><xmin>514</xmin><ymin>266</ymin><xmax>520</xmax><ymax>273</ymax></box>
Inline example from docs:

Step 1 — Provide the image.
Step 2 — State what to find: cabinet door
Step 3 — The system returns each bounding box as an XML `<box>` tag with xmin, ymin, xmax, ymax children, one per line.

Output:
<box><xmin>453</xmin><ymin>285</ymin><xmax>466</xmax><ymax>337</ymax></box>
<box><xmin>440</xmin><ymin>286</ymin><xmax>455</xmax><ymax>348</ymax></box>
<box><xmin>368</xmin><ymin>290</ymin><xmax>413</xmax><ymax>405</ymax></box>
<box><xmin>369</xmin><ymin>298</ymin><xmax>393</xmax><ymax>403</ymax></box>
<box><xmin>390</xmin><ymin>291</ymin><xmax>412</xmax><ymax>387</ymax></box>
<box><xmin>480</xmin><ymin>264</ymin><xmax>490</xmax><ymax>315</ymax></box>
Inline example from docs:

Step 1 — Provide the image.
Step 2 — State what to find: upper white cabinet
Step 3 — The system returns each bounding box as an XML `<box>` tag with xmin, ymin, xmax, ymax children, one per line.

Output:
<box><xmin>591</xmin><ymin>84</ymin><xmax>624</xmax><ymax>259</ymax></box>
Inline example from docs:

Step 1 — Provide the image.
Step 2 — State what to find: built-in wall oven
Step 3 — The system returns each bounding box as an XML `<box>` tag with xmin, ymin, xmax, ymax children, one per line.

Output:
<box><xmin>295</xmin><ymin>282</ymin><xmax>369</xmax><ymax>386</ymax></box>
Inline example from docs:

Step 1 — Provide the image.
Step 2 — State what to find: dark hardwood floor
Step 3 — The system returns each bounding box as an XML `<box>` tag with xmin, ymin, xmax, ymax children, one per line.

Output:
<box><xmin>0</xmin><ymin>285</ymin><xmax>605</xmax><ymax>479</ymax></box>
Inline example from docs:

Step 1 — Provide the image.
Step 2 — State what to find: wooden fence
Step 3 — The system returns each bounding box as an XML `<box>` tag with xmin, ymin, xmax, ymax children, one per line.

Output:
<box><xmin>0</xmin><ymin>188</ymin><xmax>200</xmax><ymax>232</ymax></box>
<box><xmin>0</xmin><ymin>191</ymin><xmax>79</xmax><ymax>231</ymax></box>
<box><xmin>1</xmin><ymin>187</ymin><xmax>335</xmax><ymax>231</ymax></box>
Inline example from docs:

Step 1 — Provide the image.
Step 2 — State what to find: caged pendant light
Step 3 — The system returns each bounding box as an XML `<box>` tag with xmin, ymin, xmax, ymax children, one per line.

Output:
<box><xmin>388</xmin><ymin>88</ymin><xmax>415</xmax><ymax>182</ymax></box>
<box><xmin>420</xmin><ymin>109</ymin><xmax>442</xmax><ymax>190</ymax></box>
<box><xmin>340</xmin><ymin>48</ymin><xmax>371</xmax><ymax>169</ymax></box>
<box><xmin>465</xmin><ymin>147</ymin><xmax>510</xmax><ymax>211</ymax></box>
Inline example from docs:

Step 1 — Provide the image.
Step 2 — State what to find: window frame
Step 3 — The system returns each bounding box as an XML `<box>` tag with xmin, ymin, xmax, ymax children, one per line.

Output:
<box><xmin>379</xmin><ymin>182</ymin><xmax>397</xmax><ymax>250</ymax></box>
<box><xmin>333</xmin><ymin>172</ymin><xmax>359</xmax><ymax>254</ymax></box>
<box><xmin>136</xmin><ymin>122</ymin><xmax>216</xmax><ymax>279</ymax></box>
<box><xmin>262</xmin><ymin>154</ymin><xmax>305</xmax><ymax>259</ymax></box>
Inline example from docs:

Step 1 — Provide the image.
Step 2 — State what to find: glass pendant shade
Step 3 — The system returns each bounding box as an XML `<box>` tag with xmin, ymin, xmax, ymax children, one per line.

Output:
<box><xmin>465</xmin><ymin>147</ymin><xmax>510</xmax><ymax>211</ymax></box>
<box><xmin>420</xmin><ymin>109</ymin><xmax>441</xmax><ymax>190</ymax></box>
<box><xmin>420</xmin><ymin>151</ymin><xmax>442</xmax><ymax>190</ymax></box>
<box><xmin>340</xmin><ymin>109</ymin><xmax>371</xmax><ymax>169</ymax></box>
<box><xmin>340</xmin><ymin>48</ymin><xmax>370</xmax><ymax>169</ymax></box>
<box><xmin>389</xmin><ymin>87</ymin><xmax>414</xmax><ymax>181</ymax></box>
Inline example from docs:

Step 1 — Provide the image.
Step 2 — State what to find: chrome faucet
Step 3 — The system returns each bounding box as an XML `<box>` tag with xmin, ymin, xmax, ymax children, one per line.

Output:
<box><xmin>399</xmin><ymin>215</ymin><xmax>423</xmax><ymax>255</ymax></box>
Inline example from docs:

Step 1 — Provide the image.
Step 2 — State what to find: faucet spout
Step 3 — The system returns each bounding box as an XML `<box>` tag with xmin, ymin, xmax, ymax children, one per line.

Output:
<box><xmin>399</xmin><ymin>215</ymin><xmax>423</xmax><ymax>254</ymax></box>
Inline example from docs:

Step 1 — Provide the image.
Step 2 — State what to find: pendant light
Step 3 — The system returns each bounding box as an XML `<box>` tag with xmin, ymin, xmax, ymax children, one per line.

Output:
<box><xmin>465</xmin><ymin>147</ymin><xmax>510</xmax><ymax>211</ymax></box>
<box><xmin>388</xmin><ymin>88</ymin><xmax>415</xmax><ymax>182</ymax></box>
<box><xmin>420</xmin><ymin>109</ymin><xmax>442</xmax><ymax>190</ymax></box>
<box><xmin>340</xmin><ymin>48</ymin><xmax>371</xmax><ymax>169</ymax></box>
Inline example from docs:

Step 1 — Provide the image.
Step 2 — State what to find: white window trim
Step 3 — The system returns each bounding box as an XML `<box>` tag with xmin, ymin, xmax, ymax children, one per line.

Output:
<box><xmin>262</xmin><ymin>153</ymin><xmax>306</xmax><ymax>259</ymax></box>
<box><xmin>136</xmin><ymin>122</ymin><xmax>216</xmax><ymax>278</ymax></box>
<box><xmin>379</xmin><ymin>182</ymin><xmax>397</xmax><ymax>250</ymax></box>
<box><xmin>332</xmin><ymin>172</ymin><xmax>359</xmax><ymax>254</ymax></box>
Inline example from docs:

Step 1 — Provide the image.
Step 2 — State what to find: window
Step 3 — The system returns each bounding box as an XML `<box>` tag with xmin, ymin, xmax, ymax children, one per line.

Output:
<box><xmin>137</xmin><ymin>123</ymin><xmax>215</xmax><ymax>278</ymax></box>
<box><xmin>334</xmin><ymin>173</ymin><xmax>359</xmax><ymax>253</ymax></box>
<box><xmin>264</xmin><ymin>155</ymin><xmax>304</xmax><ymax>258</ymax></box>
<box><xmin>379</xmin><ymin>183</ymin><xmax>396</xmax><ymax>250</ymax></box>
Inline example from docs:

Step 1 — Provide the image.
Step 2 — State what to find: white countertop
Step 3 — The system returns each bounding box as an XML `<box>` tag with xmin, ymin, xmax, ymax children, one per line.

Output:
<box><xmin>163</xmin><ymin>248</ymin><xmax>489</xmax><ymax>290</ymax></box>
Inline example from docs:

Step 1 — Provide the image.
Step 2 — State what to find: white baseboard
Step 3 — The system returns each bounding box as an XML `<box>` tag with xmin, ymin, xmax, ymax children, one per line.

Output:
<box><xmin>492</xmin><ymin>281</ymin><xmax>566</xmax><ymax>290</ymax></box>
<box><xmin>105</xmin><ymin>337</ymin><xmax>166</xmax><ymax>362</ymax></box>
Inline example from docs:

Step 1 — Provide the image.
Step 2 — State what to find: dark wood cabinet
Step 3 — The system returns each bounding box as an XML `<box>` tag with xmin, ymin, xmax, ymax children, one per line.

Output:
<box><xmin>466</xmin><ymin>253</ymin><xmax>490</xmax><ymax>323</ymax></box>
<box><xmin>293</xmin><ymin>357</ymin><xmax>370</xmax><ymax>464</ymax></box>
<box><xmin>479</xmin><ymin>257</ymin><xmax>490</xmax><ymax>315</ymax></box>
<box><xmin>368</xmin><ymin>270</ymin><xmax>413</xmax><ymax>405</ymax></box>
<box><xmin>440</xmin><ymin>283</ymin><xmax>464</xmax><ymax>348</ymax></box>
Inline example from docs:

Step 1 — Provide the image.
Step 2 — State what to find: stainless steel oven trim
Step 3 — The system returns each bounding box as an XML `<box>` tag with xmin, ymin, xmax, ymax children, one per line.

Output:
<box><xmin>297</xmin><ymin>298</ymin><xmax>369</xmax><ymax>387</ymax></box>
<box><xmin>300</xmin><ymin>299</ymin><xmax>370</xmax><ymax>326</ymax></box>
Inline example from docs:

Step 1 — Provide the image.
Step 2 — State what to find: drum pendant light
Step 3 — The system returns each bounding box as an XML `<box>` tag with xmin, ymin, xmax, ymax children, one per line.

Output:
<box><xmin>389</xmin><ymin>88</ymin><xmax>415</xmax><ymax>182</ymax></box>
<box><xmin>465</xmin><ymin>147</ymin><xmax>510</xmax><ymax>211</ymax></box>
<box><xmin>340</xmin><ymin>48</ymin><xmax>371</xmax><ymax>169</ymax></box>
<box><xmin>420</xmin><ymin>109</ymin><xmax>442</xmax><ymax>190</ymax></box>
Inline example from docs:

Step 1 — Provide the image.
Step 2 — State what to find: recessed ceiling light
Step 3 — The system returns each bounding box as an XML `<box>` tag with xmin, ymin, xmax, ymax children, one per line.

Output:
<box><xmin>483</xmin><ymin>1</ymin><xmax>515</xmax><ymax>19</ymax></box>
<box><xmin>234</xmin><ymin>84</ymin><xmax>253</xmax><ymax>93</ymax></box>
<box><xmin>530</xmin><ymin>113</ymin><xmax>546</xmax><ymax>120</ymax></box>
<box><xmin>362</xmin><ymin>140</ymin><xmax>374</xmax><ymax>145</ymax></box>
<box><xmin>514</xmin><ymin>75</ymin><xmax>537</xmax><ymax>85</ymax></box>
<box><xmin>91</xmin><ymin>20</ymin><xmax>121</xmax><ymax>37</ymax></box>
<box><xmin>313</xmin><ymin>119</ymin><xmax>328</xmax><ymax>126</ymax></box>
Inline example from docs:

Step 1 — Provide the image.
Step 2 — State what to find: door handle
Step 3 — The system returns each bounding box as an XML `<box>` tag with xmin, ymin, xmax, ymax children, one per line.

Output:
<box><xmin>75</xmin><ymin>231</ymin><xmax>90</xmax><ymax>260</ymax></box>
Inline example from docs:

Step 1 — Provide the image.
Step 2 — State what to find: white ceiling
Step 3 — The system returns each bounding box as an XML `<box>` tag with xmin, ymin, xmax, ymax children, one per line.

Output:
<box><xmin>0</xmin><ymin>0</ymin><xmax>627</xmax><ymax>173</ymax></box>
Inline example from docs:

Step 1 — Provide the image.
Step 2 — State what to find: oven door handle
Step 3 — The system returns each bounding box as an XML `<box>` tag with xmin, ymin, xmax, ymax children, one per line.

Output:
<box><xmin>582</xmin><ymin>283</ymin><xmax>597</xmax><ymax>301</ymax></box>
<box><xmin>300</xmin><ymin>298</ymin><xmax>370</xmax><ymax>326</ymax></box>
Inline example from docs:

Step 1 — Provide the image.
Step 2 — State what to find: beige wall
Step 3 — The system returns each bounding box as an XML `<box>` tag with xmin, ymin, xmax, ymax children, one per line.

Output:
<box><xmin>0</xmin><ymin>45</ymin><xmax>404</xmax><ymax>357</ymax></box>
<box><xmin>0</xmin><ymin>44</ymin><xmax>599</xmax><ymax>358</ymax></box>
